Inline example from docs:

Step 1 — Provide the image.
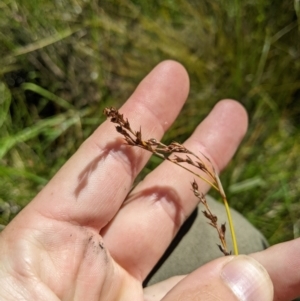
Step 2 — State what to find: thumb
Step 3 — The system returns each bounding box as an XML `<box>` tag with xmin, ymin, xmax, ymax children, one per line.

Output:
<box><xmin>145</xmin><ymin>255</ymin><xmax>273</xmax><ymax>301</ymax></box>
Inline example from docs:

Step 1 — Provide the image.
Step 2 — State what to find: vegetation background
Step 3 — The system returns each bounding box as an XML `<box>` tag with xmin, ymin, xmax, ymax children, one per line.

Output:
<box><xmin>0</xmin><ymin>0</ymin><xmax>299</xmax><ymax>247</ymax></box>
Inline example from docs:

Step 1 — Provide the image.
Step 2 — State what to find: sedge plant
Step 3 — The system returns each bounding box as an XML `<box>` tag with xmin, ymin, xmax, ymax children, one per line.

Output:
<box><xmin>104</xmin><ymin>107</ymin><xmax>239</xmax><ymax>256</ymax></box>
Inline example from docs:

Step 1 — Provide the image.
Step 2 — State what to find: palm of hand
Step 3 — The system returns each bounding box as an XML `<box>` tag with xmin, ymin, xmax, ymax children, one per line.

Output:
<box><xmin>1</xmin><ymin>213</ymin><xmax>142</xmax><ymax>300</ymax></box>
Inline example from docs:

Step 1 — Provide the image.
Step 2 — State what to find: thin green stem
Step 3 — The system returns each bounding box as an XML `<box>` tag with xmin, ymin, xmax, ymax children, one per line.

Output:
<box><xmin>223</xmin><ymin>196</ymin><xmax>239</xmax><ymax>255</ymax></box>
<box><xmin>215</xmin><ymin>174</ymin><xmax>239</xmax><ymax>255</ymax></box>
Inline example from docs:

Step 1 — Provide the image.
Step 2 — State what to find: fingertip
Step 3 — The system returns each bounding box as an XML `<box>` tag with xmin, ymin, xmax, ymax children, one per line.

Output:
<box><xmin>215</xmin><ymin>99</ymin><xmax>249</xmax><ymax>138</ymax></box>
<box><xmin>148</xmin><ymin>60</ymin><xmax>190</xmax><ymax>116</ymax></box>
<box><xmin>123</xmin><ymin>60</ymin><xmax>190</xmax><ymax>132</ymax></box>
<box><xmin>192</xmin><ymin>99</ymin><xmax>249</xmax><ymax>172</ymax></box>
<box><xmin>221</xmin><ymin>255</ymin><xmax>273</xmax><ymax>301</ymax></box>
<box><xmin>155</xmin><ymin>60</ymin><xmax>190</xmax><ymax>91</ymax></box>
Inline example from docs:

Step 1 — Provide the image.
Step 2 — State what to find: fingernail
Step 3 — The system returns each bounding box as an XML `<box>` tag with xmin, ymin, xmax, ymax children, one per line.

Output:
<box><xmin>221</xmin><ymin>255</ymin><xmax>273</xmax><ymax>301</ymax></box>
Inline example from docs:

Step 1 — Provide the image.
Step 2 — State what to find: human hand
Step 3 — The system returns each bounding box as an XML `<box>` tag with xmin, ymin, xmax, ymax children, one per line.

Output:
<box><xmin>0</xmin><ymin>60</ymin><xmax>297</xmax><ymax>301</ymax></box>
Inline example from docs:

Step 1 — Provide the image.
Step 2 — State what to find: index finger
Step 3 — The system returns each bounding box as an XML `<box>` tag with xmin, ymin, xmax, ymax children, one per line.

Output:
<box><xmin>28</xmin><ymin>60</ymin><xmax>190</xmax><ymax>229</ymax></box>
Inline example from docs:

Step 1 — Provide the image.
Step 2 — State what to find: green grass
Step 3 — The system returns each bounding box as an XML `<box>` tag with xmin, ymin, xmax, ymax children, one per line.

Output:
<box><xmin>0</xmin><ymin>0</ymin><xmax>300</xmax><ymax>246</ymax></box>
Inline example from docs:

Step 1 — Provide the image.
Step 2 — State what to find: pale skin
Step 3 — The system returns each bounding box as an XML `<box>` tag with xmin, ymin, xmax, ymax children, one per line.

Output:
<box><xmin>0</xmin><ymin>61</ymin><xmax>300</xmax><ymax>301</ymax></box>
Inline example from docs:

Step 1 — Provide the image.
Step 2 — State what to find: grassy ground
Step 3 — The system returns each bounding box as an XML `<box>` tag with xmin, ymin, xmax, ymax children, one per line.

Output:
<box><xmin>0</xmin><ymin>0</ymin><xmax>300</xmax><ymax>246</ymax></box>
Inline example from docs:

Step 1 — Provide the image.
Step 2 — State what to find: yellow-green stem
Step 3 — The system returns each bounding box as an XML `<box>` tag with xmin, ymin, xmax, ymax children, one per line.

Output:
<box><xmin>215</xmin><ymin>174</ymin><xmax>238</xmax><ymax>255</ymax></box>
<box><xmin>223</xmin><ymin>197</ymin><xmax>239</xmax><ymax>255</ymax></box>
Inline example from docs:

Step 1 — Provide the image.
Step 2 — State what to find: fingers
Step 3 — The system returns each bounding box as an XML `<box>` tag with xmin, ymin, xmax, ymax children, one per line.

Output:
<box><xmin>145</xmin><ymin>255</ymin><xmax>273</xmax><ymax>301</ymax></box>
<box><xmin>251</xmin><ymin>238</ymin><xmax>300</xmax><ymax>301</ymax></box>
<box><xmin>102</xmin><ymin>100</ymin><xmax>248</xmax><ymax>279</ymax></box>
<box><xmin>28</xmin><ymin>61</ymin><xmax>190</xmax><ymax>229</ymax></box>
